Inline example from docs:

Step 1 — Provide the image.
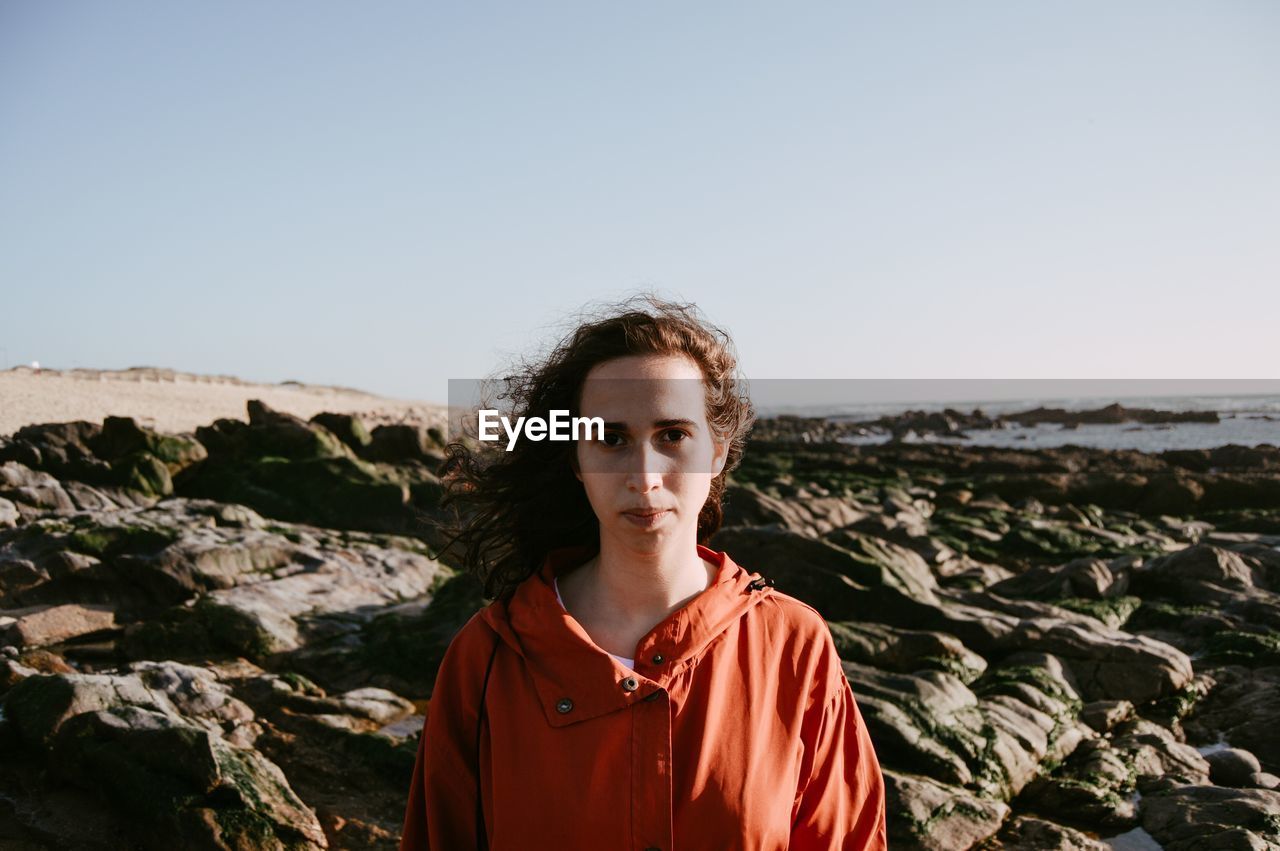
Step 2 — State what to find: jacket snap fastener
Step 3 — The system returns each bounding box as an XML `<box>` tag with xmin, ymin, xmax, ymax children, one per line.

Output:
<box><xmin>621</xmin><ymin>676</ymin><xmax>639</xmax><ymax>692</ymax></box>
<box><xmin>555</xmin><ymin>698</ymin><xmax>574</xmax><ymax>713</ymax></box>
<box><xmin>651</xmin><ymin>653</ymin><xmax>664</xmax><ymax>664</ymax></box>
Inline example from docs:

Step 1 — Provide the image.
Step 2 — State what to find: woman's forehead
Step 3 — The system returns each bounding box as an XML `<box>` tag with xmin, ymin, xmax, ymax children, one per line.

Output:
<box><xmin>578</xmin><ymin>376</ymin><xmax>708</xmax><ymax>421</ymax></box>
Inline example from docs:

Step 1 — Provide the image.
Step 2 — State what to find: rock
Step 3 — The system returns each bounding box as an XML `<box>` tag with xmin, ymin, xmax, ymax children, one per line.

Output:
<box><xmin>243</xmin><ymin>400</ymin><xmax>351</xmax><ymax>459</ymax></box>
<box><xmin>884</xmin><ymin>769</ymin><xmax>1008</xmax><ymax>850</ymax></box>
<box><xmin>720</xmin><ymin>482</ymin><xmax>867</xmax><ymax>537</ymax></box>
<box><xmin>1141</xmin><ymin>785</ymin><xmax>1280</xmax><ymax>850</ymax></box>
<box><xmin>268</xmin><ymin>686</ymin><xmax>415</xmax><ymax>732</ymax></box>
<box><xmin>847</xmin><ymin>653</ymin><xmax>1085</xmax><ymax>801</ymax></box>
<box><xmin>1185</xmin><ymin>666</ymin><xmax>1280</xmax><ymax>774</ymax></box>
<box><xmin>998</xmin><ymin>618</ymin><xmax>1193</xmax><ymax>704</ymax></box>
<box><xmin>985</xmin><ymin>815</ymin><xmax>1110</xmax><ymax>850</ymax></box>
<box><xmin>309</xmin><ymin>412</ymin><xmax>373</xmax><ymax>451</ymax></box>
<box><xmin>61</xmin><ymin>480</ymin><xmax>122</xmax><ymax>512</ymax></box>
<box><xmin>182</xmin><ymin>438</ymin><xmax>415</xmax><ymax>533</ymax></box>
<box><xmin>1050</xmin><ymin>595</ymin><xmax>1143</xmax><ymax>630</ymax></box>
<box><xmin>710</xmin><ymin>535</ymin><xmax>1023</xmax><ymax>653</ymax></box>
<box><xmin>1248</xmin><ymin>772</ymin><xmax>1280</xmax><ymax>790</ymax></box>
<box><xmin>112</xmin><ymin>451</ymin><xmax>172</xmax><ymax>497</ymax></box>
<box><xmin>898</xmin><ymin>535</ymin><xmax>958</xmax><ymax>568</ymax></box>
<box><xmin>0</xmin><ymin>496</ymin><xmax>18</xmax><ymax>528</ymax></box>
<box><xmin>362</xmin><ymin>424</ymin><xmax>443</xmax><ymax>465</ymax></box>
<box><xmin>1080</xmin><ymin>699</ymin><xmax>1134</xmax><ymax>733</ymax></box>
<box><xmin>118</xmin><ymin>525</ymin><xmax>299</xmax><ymax>599</ymax></box>
<box><xmin>749</xmin><ymin>543</ymin><xmax>1028</xmax><ymax>657</ymax></box>
<box><xmin>1113</xmin><ymin>718</ymin><xmax>1211</xmax><ymax>789</ymax></box>
<box><xmin>1125</xmin><ymin>599</ymin><xmax>1234</xmax><ymax>655</ymax></box>
<box><xmin>2</xmin><ymin>604</ymin><xmax>116</xmax><ymax>649</ymax></box>
<box><xmin>1202</xmin><ymin>629</ymin><xmax>1280</xmax><ymax>667</ymax></box>
<box><xmin>302</xmin><ymin>569</ymin><xmax>488</xmax><ymax>696</ymax></box>
<box><xmin>0</xmin><ymin>418</ymin><xmax>205</xmax><ymax>500</ymax></box>
<box><xmin>191</xmin><ymin>499</ymin><xmax>267</xmax><ymax>529</ymax></box>
<box><xmin>2</xmin><ymin>498</ymin><xmax>446</xmax><ymax>663</ymax></box>
<box><xmin>1207</xmin><ymin>748</ymin><xmax>1264</xmax><ymax>787</ymax></box>
<box><xmin>49</xmin><ymin>706</ymin><xmax>326</xmax><ymax>849</ymax></box>
<box><xmin>1</xmin><ymin>665</ymin><xmax>323</xmax><ymax>848</ymax></box>
<box><xmin>1060</xmin><ymin>558</ymin><xmax>1121</xmax><ymax>598</ymax></box>
<box><xmin>2</xmin><ymin>665</ymin><xmax>256</xmax><ymax>746</ymax></box>
<box><xmin>1020</xmin><ymin>736</ymin><xmax>1142</xmax><ymax>830</ymax></box>
<box><xmin>827</xmin><ymin>621</ymin><xmax>987</xmax><ymax>683</ymax></box>
<box><xmin>0</xmin><ymin>461</ymin><xmax>76</xmax><ymax>516</ymax></box>
<box><xmin>823</xmin><ymin>530</ymin><xmax>940</xmax><ymax>599</ymax></box>
<box><xmin>949</xmin><ymin>589</ymin><xmax>1119</xmax><ymax>632</ymax></box>
<box><xmin>325</xmin><ymin>687</ymin><xmax>415</xmax><ymax>725</ymax></box>
<box><xmin>0</xmin><ymin>648</ymin><xmax>73</xmax><ymax>691</ymax></box>
<box><xmin>0</xmin><ymin>422</ymin><xmax>105</xmax><ymax>480</ymax></box>
<box><xmin>0</xmin><ymin>503</ymin><xmax>275</xmax><ymax>610</ymax></box>
<box><xmin>181</xmin><ymin>402</ymin><xmax>434</xmax><ymax>534</ymax></box>
<box><xmin>3</xmin><ymin>672</ymin><xmax>172</xmax><ymax>744</ymax></box>
<box><xmin>1022</xmin><ymin>716</ymin><xmax>1209</xmax><ymax>832</ymax></box>
<box><xmin>1004</xmin><ymin>403</ymin><xmax>1218</xmax><ymax>428</ymax></box>
<box><xmin>934</xmin><ymin>556</ymin><xmax>1016</xmax><ymax>591</ymax></box>
<box><xmin>990</xmin><ymin>557</ymin><xmax>1127</xmax><ymax>601</ymax></box>
<box><xmin>707</xmin><ymin>526</ymin><xmax>908</xmax><ymax>622</ymax></box>
<box><xmin>1132</xmin><ymin>545</ymin><xmax>1264</xmax><ymax>603</ymax></box>
<box><xmin>190</xmin><ymin>540</ymin><xmax>446</xmax><ymax>658</ymax></box>
<box><xmin>128</xmin><ymin>660</ymin><xmax>260</xmax><ymax>746</ymax></box>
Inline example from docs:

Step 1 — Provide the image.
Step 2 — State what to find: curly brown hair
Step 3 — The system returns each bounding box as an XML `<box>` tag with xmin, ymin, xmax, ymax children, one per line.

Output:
<box><xmin>435</xmin><ymin>293</ymin><xmax>755</xmax><ymax>601</ymax></box>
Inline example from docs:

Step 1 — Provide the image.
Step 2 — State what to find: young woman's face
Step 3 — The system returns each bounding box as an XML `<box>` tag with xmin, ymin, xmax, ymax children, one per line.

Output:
<box><xmin>573</xmin><ymin>353</ymin><xmax>728</xmax><ymax>551</ymax></box>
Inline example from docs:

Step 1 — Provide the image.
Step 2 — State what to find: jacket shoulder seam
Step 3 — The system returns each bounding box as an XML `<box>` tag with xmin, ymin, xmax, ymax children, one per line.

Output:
<box><xmin>754</xmin><ymin>589</ymin><xmax>830</xmax><ymax>630</ymax></box>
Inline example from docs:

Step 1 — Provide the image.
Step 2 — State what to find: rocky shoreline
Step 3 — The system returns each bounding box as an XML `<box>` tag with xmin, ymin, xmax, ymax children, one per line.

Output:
<box><xmin>2</xmin><ymin>404</ymin><xmax>1278</xmax><ymax>849</ymax></box>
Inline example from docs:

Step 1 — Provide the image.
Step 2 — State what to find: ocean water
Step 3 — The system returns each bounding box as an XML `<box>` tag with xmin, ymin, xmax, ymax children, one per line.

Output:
<box><xmin>758</xmin><ymin>395</ymin><xmax>1280</xmax><ymax>452</ymax></box>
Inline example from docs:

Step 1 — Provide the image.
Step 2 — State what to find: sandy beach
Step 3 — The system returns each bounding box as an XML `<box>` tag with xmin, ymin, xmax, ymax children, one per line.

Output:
<box><xmin>0</xmin><ymin>366</ymin><xmax>449</xmax><ymax>437</ymax></box>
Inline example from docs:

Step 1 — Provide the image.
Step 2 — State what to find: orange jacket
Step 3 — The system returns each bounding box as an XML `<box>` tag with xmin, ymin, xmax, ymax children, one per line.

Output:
<box><xmin>400</xmin><ymin>544</ymin><xmax>887</xmax><ymax>851</ymax></box>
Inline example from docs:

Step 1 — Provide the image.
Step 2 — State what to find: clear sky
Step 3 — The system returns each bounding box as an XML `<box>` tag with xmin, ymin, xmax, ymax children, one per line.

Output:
<box><xmin>2</xmin><ymin>2</ymin><xmax>1276</xmax><ymax>405</ymax></box>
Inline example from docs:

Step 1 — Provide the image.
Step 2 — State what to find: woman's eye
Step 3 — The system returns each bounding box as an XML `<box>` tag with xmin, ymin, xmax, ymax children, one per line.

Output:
<box><xmin>602</xmin><ymin>432</ymin><xmax>625</xmax><ymax>447</ymax></box>
<box><xmin>662</xmin><ymin>429</ymin><xmax>688</xmax><ymax>443</ymax></box>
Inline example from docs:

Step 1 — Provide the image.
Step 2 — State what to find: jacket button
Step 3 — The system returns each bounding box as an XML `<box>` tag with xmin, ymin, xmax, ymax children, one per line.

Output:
<box><xmin>621</xmin><ymin>676</ymin><xmax>639</xmax><ymax>692</ymax></box>
<box><xmin>555</xmin><ymin>698</ymin><xmax>573</xmax><ymax>714</ymax></box>
<box><xmin>651</xmin><ymin>653</ymin><xmax>664</xmax><ymax>664</ymax></box>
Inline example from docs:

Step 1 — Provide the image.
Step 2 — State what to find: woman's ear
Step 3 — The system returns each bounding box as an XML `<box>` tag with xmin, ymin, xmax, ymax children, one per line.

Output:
<box><xmin>712</xmin><ymin>438</ymin><xmax>728</xmax><ymax>477</ymax></box>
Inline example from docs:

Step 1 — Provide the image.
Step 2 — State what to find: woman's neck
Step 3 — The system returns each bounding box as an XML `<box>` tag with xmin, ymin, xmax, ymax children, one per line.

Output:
<box><xmin>558</xmin><ymin>535</ymin><xmax>717</xmax><ymax>642</ymax></box>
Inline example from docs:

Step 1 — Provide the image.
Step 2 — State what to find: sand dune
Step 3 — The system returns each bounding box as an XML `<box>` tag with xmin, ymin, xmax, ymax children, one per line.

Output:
<box><xmin>0</xmin><ymin>366</ymin><xmax>449</xmax><ymax>437</ymax></box>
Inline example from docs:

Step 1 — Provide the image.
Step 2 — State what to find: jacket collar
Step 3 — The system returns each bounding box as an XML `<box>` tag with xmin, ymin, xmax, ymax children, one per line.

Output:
<box><xmin>479</xmin><ymin>543</ymin><xmax>773</xmax><ymax>727</ymax></box>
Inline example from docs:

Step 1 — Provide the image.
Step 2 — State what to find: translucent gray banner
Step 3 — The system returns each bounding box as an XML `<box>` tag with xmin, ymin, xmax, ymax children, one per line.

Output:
<box><xmin>446</xmin><ymin>377</ymin><xmax>1280</xmax><ymax>464</ymax></box>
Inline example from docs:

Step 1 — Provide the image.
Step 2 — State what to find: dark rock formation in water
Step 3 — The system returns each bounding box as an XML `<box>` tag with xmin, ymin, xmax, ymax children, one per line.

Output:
<box><xmin>2</xmin><ymin>404</ymin><xmax>1279</xmax><ymax>849</ymax></box>
<box><xmin>755</xmin><ymin>401</ymin><xmax>1222</xmax><ymax>443</ymax></box>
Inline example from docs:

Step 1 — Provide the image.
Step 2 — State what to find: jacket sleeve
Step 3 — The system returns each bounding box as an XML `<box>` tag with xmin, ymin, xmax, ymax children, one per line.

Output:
<box><xmin>399</xmin><ymin>616</ymin><xmax>490</xmax><ymax>851</ymax></box>
<box><xmin>789</xmin><ymin>669</ymin><xmax>888</xmax><ymax>850</ymax></box>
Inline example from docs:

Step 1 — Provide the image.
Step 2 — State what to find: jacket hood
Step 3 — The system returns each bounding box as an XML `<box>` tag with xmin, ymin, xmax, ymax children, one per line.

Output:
<box><xmin>479</xmin><ymin>543</ymin><xmax>775</xmax><ymax>727</ymax></box>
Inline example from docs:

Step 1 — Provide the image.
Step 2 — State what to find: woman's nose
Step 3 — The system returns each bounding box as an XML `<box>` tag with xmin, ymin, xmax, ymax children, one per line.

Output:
<box><xmin>625</xmin><ymin>443</ymin><xmax>666</xmax><ymax>491</ymax></box>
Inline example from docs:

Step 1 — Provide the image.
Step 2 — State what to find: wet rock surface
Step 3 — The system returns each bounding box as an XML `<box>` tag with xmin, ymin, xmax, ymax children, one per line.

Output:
<box><xmin>1</xmin><ymin>405</ymin><xmax>1278</xmax><ymax>848</ymax></box>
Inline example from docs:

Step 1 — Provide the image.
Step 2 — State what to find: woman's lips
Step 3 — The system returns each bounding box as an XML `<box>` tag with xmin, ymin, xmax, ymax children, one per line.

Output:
<box><xmin>622</xmin><ymin>510</ymin><xmax>670</xmax><ymax>528</ymax></box>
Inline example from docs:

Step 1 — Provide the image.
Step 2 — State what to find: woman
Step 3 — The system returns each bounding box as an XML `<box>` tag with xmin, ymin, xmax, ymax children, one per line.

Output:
<box><xmin>400</xmin><ymin>295</ymin><xmax>886</xmax><ymax>850</ymax></box>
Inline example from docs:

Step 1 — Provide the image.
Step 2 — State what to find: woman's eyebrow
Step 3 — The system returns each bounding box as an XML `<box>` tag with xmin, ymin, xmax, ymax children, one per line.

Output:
<box><xmin>600</xmin><ymin>418</ymin><xmax>699</xmax><ymax>431</ymax></box>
